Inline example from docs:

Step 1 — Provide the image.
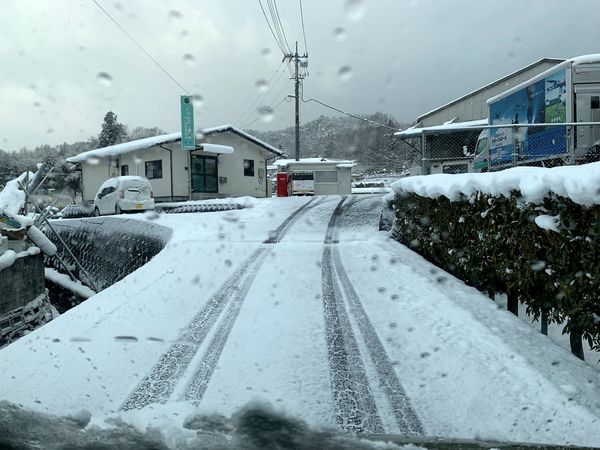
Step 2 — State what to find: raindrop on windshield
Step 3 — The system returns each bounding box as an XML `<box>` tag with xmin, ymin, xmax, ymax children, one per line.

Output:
<box><xmin>96</xmin><ymin>72</ymin><xmax>113</xmax><ymax>87</ymax></box>
<box><xmin>183</xmin><ymin>53</ymin><xmax>195</xmax><ymax>67</ymax></box>
<box><xmin>344</xmin><ymin>0</ymin><xmax>366</xmax><ymax>22</ymax></box>
<box><xmin>255</xmin><ymin>79</ymin><xmax>269</xmax><ymax>93</ymax></box>
<box><xmin>192</xmin><ymin>94</ymin><xmax>204</xmax><ymax>108</ymax></box>
<box><xmin>337</xmin><ymin>65</ymin><xmax>353</xmax><ymax>82</ymax></box>
<box><xmin>168</xmin><ymin>10</ymin><xmax>183</xmax><ymax>20</ymax></box>
<box><xmin>257</xmin><ymin>105</ymin><xmax>274</xmax><ymax>123</ymax></box>
<box><xmin>333</xmin><ymin>27</ymin><xmax>347</xmax><ymax>41</ymax></box>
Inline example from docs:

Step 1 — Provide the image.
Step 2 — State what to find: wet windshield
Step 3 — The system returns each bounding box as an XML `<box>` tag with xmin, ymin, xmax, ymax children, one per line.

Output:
<box><xmin>1</xmin><ymin>1</ymin><xmax>600</xmax><ymax>449</ymax></box>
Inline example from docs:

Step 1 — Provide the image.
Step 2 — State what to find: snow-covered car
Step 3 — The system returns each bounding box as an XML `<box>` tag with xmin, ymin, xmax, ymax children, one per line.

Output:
<box><xmin>93</xmin><ymin>176</ymin><xmax>154</xmax><ymax>216</ymax></box>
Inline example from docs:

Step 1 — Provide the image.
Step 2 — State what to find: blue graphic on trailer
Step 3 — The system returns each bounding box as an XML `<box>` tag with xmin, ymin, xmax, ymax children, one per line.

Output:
<box><xmin>489</xmin><ymin>69</ymin><xmax>567</xmax><ymax>166</ymax></box>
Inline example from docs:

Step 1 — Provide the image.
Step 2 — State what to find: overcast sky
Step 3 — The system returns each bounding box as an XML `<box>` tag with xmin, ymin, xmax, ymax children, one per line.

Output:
<box><xmin>1</xmin><ymin>0</ymin><xmax>599</xmax><ymax>151</ymax></box>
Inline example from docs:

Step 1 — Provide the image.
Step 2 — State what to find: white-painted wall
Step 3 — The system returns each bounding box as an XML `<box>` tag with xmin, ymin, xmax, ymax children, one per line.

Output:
<box><xmin>79</xmin><ymin>131</ymin><xmax>275</xmax><ymax>202</ymax></box>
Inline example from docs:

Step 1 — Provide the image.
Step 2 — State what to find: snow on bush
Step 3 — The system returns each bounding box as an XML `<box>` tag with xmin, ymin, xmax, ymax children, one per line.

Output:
<box><xmin>390</xmin><ymin>162</ymin><xmax>600</xmax><ymax>358</ymax></box>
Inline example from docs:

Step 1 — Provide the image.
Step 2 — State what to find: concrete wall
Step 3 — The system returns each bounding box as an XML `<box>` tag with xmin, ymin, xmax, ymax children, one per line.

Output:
<box><xmin>419</xmin><ymin>61</ymin><xmax>560</xmax><ymax>127</ymax></box>
<box><xmin>0</xmin><ymin>252</ymin><xmax>45</xmax><ymax>315</ymax></box>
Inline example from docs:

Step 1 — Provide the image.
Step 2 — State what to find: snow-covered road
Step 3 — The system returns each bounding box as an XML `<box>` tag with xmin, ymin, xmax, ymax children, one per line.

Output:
<box><xmin>1</xmin><ymin>195</ymin><xmax>600</xmax><ymax>447</ymax></box>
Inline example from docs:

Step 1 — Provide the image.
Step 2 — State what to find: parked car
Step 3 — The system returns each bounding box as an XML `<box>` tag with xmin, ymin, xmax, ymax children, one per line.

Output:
<box><xmin>93</xmin><ymin>176</ymin><xmax>154</xmax><ymax>216</ymax></box>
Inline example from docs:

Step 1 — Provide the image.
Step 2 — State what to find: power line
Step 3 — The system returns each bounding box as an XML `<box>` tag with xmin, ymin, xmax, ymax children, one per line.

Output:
<box><xmin>299</xmin><ymin>0</ymin><xmax>308</xmax><ymax>53</ymax></box>
<box><xmin>236</xmin><ymin>63</ymin><xmax>290</xmax><ymax>126</ymax></box>
<box><xmin>302</xmin><ymin>95</ymin><xmax>399</xmax><ymax>131</ymax></box>
<box><xmin>91</xmin><ymin>0</ymin><xmax>189</xmax><ymax>94</ymax></box>
<box><xmin>258</xmin><ymin>0</ymin><xmax>286</xmax><ymax>55</ymax></box>
<box><xmin>240</xmin><ymin>96</ymin><xmax>289</xmax><ymax>129</ymax></box>
<box><xmin>233</xmin><ymin>61</ymin><xmax>285</xmax><ymax>125</ymax></box>
<box><xmin>90</xmin><ymin>0</ymin><xmax>225</xmax><ymax>124</ymax></box>
<box><xmin>271</xmin><ymin>0</ymin><xmax>291</xmax><ymax>53</ymax></box>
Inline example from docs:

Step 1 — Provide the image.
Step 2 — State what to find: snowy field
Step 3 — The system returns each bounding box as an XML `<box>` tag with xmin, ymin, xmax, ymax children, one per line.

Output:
<box><xmin>1</xmin><ymin>195</ymin><xmax>600</xmax><ymax>448</ymax></box>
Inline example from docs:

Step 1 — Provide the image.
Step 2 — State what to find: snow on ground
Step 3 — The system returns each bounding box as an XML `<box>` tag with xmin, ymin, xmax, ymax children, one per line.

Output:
<box><xmin>156</xmin><ymin>196</ymin><xmax>257</xmax><ymax>209</ymax></box>
<box><xmin>1</xmin><ymin>195</ymin><xmax>600</xmax><ymax>447</ymax></box>
<box><xmin>45</xmin><ymin>268</ymin><xmax>97</xmax><ymax>299</ymax></box>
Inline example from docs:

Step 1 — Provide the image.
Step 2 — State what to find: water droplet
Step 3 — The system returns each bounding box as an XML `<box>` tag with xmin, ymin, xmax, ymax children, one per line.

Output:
<box><xmin>384</xmin><ymin>75</ymin><xmax>394</xmax><ymax>89</ymax></box>
<box><xmin>46</xmin><ymin>128</ymin><xmax>54</xmax><ymax>134</ymax></box>
<box><xmin>337</xmin><ymin>65</ymin><xmax>353</xmax><ymax>82</ymax></box>
<box><xmin>87</xmin><ymin>157</ymin><xmax>101</xmax><ymax>165</ymax></box>
<box><xmin>261</xmin><ymin>48</ymin><xmax>272</xmax><ymax>60</ymax></box>
<box><xmin>333</xmin><ymin>27</ymin><xmax>347</xmax><ymax>41</ymax></box>
<box><xmin>114</xmin><ymin>336</ymin><xmax>138</xmax><ymax>342</ymax></box>
<box><xmin>224</xmin><ymin>259</ymin><xmax>232</xmax><ymax>267</ymax></box>
<box><xmin>33</xmin><ymin>101</ymin><xmax>42</xmax><ymax>108</ymax></box>
<box><xmin>257</xmin><ymin>105</ymin><xmax>274</xmax><ymax>123</ymax></box>
<box><xmin>344</xmin><ymin>0</ymin><xmax>366</xmax><ymax>22</ymax></box>
<box><xmin>114</xmin><ymin>2</ymin><xmax>123</xmax><ymax>11</ymax></box>
<box><xmin>183</xmin><ymin>53</ymin><xmax>195</xmax><ymax>67</ymax></box>
<box><xmin>168</xmin><ymin>10</ymin><xmax>183</xmax><ymax>20</ymax></box>
<box><xmin>255</xmin><ymin>79</ymin><xmax>269</xmax><ymax>93</ymax></box>
<box><xmin>97</xmin><ymin>72</ymin><xmax>113</xmax><ymax>87</ymax></box>
<box><xmin>192</xmin><ymin>94</ymin><xmax>204</xmax><ymax>108</ymax></box>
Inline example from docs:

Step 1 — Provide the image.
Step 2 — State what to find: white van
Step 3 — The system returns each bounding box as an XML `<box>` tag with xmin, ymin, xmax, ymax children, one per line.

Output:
<box><xmin>93</xmin><ymin>176</ymin><xmax>154</xmax><ymax>216</ymax></box>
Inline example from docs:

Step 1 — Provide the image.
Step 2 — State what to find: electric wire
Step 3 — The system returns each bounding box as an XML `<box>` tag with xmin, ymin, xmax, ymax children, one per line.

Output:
<box><xmin>258</xmin><ymin>0</ymin><xmax>286</xmax><ymax>55</ymax></box>
<box><xmin>302</xmin><ymin>94</ymin><xmax>399</xmax><ymax>131</ymax></box>
<box><xmin>89</xmin><ymin>0</ymin><xmax>224</xmax><ymax>122</ymax></box>
<box><xmin>299</xmin><ymin>0</ymin><xmax>308</xmax><ymax>53</ymax></box>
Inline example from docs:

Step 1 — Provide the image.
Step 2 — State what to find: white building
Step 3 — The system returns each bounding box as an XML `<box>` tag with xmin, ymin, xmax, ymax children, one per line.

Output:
<box><xmin>67</xmin><ymin>125</ymin><xmax>285</xmax><ymax>202</ymax></box>
<box><xmin>274</xmin><ymin>158</ymin><xmax>354</xmax><ymax>196</ymax></box>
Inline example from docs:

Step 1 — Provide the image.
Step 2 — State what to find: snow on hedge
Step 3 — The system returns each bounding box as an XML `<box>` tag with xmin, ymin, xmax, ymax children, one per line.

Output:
<box><xmin>45</xmin><ymin>268</ymin><xmax>96</xmax><ymax>299</ymax></box>
<box><xmin>391</xmin><ymin>162</ymin><xmax>600</xmax><ymax>206</ymax></box>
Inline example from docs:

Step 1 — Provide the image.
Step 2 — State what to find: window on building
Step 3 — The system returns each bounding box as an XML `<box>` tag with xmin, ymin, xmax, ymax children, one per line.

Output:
<box><xmin>314</xmin><ymin>171</ymin><xmax>338</xmax><ymax>183</ymax></box>
<box><xmin>592</xmin><ymin>96</ymin><xmax>599</xmax><ymax>110</ymax></box>
<box><xmin>244</xmin><ymin>159</ymin><xmax>255</xmax><ymax>177</ymax></box>
<box><xmin>145</xmin><ymin>160</ymin><xmax>162</xmax><ymax>179</ymax></box>
<box><xmin>191</xmin><ymin>155</ymin><xmax>218</xmax><ymax>193</ymax></box>
<box><xmin>121</xmin><ymin>164</ymin><xmax>129</xmax><ymax>176</ymax></box>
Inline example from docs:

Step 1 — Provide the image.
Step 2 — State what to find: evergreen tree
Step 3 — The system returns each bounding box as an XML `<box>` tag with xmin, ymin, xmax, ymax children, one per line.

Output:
<box><xmin>98</xmin><ymin>111</ymin><xmax>127</xmax><ymax>148</ymax></box>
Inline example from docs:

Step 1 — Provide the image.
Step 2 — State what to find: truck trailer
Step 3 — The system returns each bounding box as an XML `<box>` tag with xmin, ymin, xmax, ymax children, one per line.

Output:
<box><xmin>471</xmin><ymin>54</ymin><xmax>600</xmax><ymax>171</ymax></box>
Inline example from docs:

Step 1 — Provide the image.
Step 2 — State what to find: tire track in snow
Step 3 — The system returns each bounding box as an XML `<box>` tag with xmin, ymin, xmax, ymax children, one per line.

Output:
<box><xmin>321</xmin><ymin>197</ymin><xmax>384</xmax><ymax>433</ymax></box>
<box><xmin>333</xmin><ymin>197</ymin><xmax>424</xmax><ymax>435</ymax></box>
<box><xmin>121</xmin><ymin>198</ymin><xmax>318</xmax><ymax>411</ymax></box>
<box><xmin>182</xmin><ymin>251</ymin><xmax>269</xmax><ymax>403</ymax></box>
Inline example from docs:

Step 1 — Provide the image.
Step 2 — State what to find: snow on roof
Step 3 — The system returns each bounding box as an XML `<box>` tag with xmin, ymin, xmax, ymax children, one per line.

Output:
<box><xmin>391</xmin><ymin>161</ymin><xmax>600</xmax><ymax>206</ymax></box>
<box><xmin>66</xmin><ymin>133</ymin><xmax>181</xmax><ymax>163</ymax></box>
<box><xmin>336</xmin><ymin>163</ymin><xmax>355</xmax><ymax>169</ymax></box>
<box><xmin>203</xmin><ymin>125</ymin><xmax>284</xmax><ymax>156</ymax></box>
<box><xmin>394</xmin><ymin>119</ymin><xmax>488</xmax><ymax>138</ymax></box>
<box><xmin>273</xmin><ymin>158</ymin><xmax>355</xmax><ymax>167</ymax></box>
<box><xmin>487</xmin><ymin>54</ymin><xmax>600</xmax><ymax>105</ymax></box>
<box><xmin>66</xmin><ymin>125</ymin><xmax>282</xmax><ymax>163</ymax></box>
<box><xmin>416</xmin><ymin>58</ymin><xmax>565</xmax><ymax>122</ymax></box>
<box><xmin>199</xmin><ymin>143</ymin><xmax>234</xmax><ymax>154</ymax></box>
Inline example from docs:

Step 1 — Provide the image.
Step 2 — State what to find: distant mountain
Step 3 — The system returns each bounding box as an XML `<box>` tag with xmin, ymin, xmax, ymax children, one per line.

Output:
<box><xmin>246</xmin><ymin>112</ymin><xmax>418</xmax><ymax>173</ymax></box>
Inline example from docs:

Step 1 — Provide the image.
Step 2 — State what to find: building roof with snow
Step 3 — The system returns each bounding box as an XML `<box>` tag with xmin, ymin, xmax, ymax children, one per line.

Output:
<box><xmin>67</xmin><ymin>125</ymin><xmax>283</xmax><ymax>163</ymax></box>
<box><xmin>395</xmin><ymin>119</ymin><xmax>487</xmax><ymax>138</ymax></box>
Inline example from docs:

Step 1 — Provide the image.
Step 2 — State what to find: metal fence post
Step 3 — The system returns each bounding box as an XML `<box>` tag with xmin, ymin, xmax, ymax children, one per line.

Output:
<box><xmin>421</xmin><ymin>131</ymin><xmax>427</xmax><ymax>175</ymax></box>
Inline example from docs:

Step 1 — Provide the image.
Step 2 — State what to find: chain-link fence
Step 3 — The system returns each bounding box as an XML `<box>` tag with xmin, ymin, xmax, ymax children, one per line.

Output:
<box><xmin>398</xmin><ymin>122</ymin><xmax>600</xmax><ymax>175</ymax></box>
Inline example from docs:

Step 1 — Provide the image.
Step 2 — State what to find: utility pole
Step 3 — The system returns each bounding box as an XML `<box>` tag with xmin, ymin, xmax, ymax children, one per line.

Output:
<box><xmin>284</xmin><ymin>41</ymin><xmax>308</xmax><ymax>161</ymax></box>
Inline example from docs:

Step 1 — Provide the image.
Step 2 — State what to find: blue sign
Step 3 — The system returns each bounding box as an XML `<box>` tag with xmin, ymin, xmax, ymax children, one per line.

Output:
<box><xmin>489</xmin><ymin>69</ymin><xmax>567</xmax><ymax>166</ymax></box>
<box><xmin>180</xmin><ymin>95</ymin><xmax>195</xmax><ymax>150</ymax></box>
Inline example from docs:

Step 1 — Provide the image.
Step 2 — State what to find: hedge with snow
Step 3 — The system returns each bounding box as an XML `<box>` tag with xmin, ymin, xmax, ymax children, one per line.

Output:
<box><xmin>390</xmin><ymin>162</ymin><xmax>600</xmax><ymax>358</ymax></box>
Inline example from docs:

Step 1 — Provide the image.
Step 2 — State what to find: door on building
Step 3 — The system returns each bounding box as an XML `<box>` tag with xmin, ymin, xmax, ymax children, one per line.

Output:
<box><xmin>191</xmin><ymin>155</ymin><xmax>218</xmax><ymax>193</ymax></box>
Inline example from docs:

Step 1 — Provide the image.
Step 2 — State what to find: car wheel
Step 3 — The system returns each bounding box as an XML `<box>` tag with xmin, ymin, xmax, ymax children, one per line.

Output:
<box><xmin>115</xmin><ymin>205</ymin><xmax>122</xmax><ymax>215</ymax></box>
<box><xmin>93</xmin><ymin>207</ymin><xmax>100</xmax><ymax>217</ymax></box>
